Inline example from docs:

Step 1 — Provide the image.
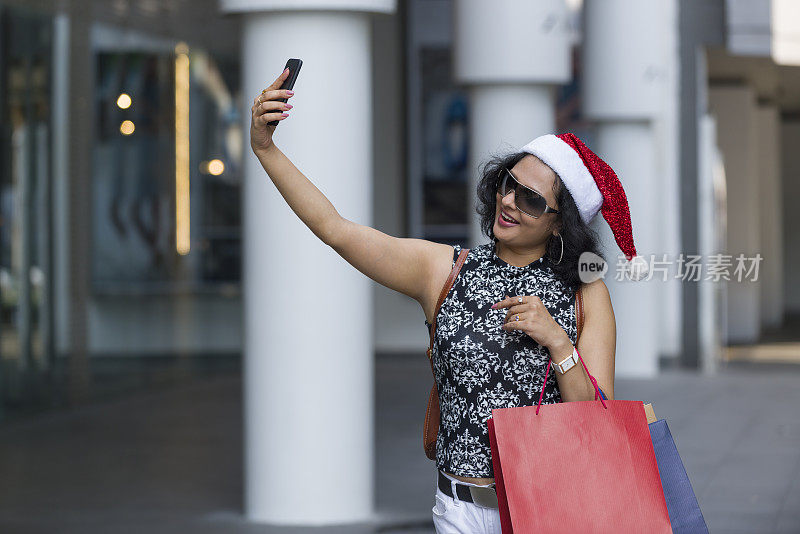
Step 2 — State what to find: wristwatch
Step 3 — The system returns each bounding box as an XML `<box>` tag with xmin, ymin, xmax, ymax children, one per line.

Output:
<box><xmin>551</xmin><ymin>346</ymin><xmax>579</xmax><ymax>375</ymax></box>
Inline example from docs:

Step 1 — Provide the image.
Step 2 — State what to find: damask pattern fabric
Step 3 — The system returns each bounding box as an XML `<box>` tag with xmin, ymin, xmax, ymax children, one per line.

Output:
<box><xmin>424</xmin><ymin>241</ymin><xmax>578</xmax><ymax>478</ymax></box>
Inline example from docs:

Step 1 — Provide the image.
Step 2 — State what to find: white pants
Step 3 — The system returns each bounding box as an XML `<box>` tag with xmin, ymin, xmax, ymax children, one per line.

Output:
<box><xmin>432</xmin><ymin>470</ymin><xmax>502</xmax><ymax>534</ymax></box>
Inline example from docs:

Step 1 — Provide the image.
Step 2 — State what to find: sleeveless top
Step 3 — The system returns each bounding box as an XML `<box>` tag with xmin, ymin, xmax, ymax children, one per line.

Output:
<box><xmin>424</xmin><ymin>241</ymin><xmax>578</xmax><ymax>478</ymax></box>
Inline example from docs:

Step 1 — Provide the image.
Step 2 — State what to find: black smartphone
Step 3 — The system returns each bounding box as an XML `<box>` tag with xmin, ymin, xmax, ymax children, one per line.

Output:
<box><xmin>268</xmin><ymin>58</ymin><xmax>302</xmax><ymax>126</ymax></box>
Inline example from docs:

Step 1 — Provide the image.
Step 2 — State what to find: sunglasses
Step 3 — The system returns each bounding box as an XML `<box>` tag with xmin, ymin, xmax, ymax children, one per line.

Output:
<box><xmin>497</xmin><ymin>167</ymin><xmax>560</xmax><ymax>219</ymax></box>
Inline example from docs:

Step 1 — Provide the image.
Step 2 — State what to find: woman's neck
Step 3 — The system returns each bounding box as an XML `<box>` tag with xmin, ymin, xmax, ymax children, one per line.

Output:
<box><xmin>495</xmin><ymin>241</ymin><xmax>546</xmax><ymax>268</ymax></box>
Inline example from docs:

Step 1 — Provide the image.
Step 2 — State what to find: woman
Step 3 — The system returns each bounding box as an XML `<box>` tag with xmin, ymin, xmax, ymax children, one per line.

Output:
<box><xmin>251</xmin><ymin>68</ymin><xmax>647</xmax><ymax>534</ymax></box>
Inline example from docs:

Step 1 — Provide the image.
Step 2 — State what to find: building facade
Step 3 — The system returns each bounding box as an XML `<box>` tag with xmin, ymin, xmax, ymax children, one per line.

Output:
<box><xmin>0</xmin><ymin>0</ymin><xmax>798</xmax><ymax>525</ymax></box>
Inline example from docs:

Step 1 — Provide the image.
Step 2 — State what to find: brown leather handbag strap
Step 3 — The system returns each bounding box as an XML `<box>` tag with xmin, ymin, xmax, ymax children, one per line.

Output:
<box><xmin>576</xmin><ymin>286</ymin><xmax>585</xmax><ymax>342</ymax></box>
<box><xmin>423</xmin><ymin>246</ymin><xmax>469</xmax><ymax>460</ymax></box>
<box><xmin>426</xmin><ymin>247</ymin><xmax>470</xmax><ymax>365</ymax></box>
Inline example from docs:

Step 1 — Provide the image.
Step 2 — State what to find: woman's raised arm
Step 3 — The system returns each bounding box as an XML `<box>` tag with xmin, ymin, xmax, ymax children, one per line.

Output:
<box><xmin>254</xmin><ymin>143</ymin><xmax>450</xmax><ymax>307</ymax></box>
<box><xmin>250</xmin><ymin>71</ymin><xmax>452</xmax><ymax>314</ymax></box>
<box><xmin>326</xmin><ymin>218</ymin><xmax>453</xmax><ymax>307</ymax></box>
<box><xmin>253</xmin><ymin>143</ymin><xmax>342</xmax><ymax>245</ymax></box>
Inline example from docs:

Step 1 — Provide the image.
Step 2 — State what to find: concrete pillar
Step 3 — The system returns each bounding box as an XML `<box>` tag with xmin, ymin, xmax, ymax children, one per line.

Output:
<box><xmin>698</xmin><ymin>113</ymin><xmax>725</xmax><ymax>374</ymax></box>
<box><xmin>53</xmin><ymin>12</ymin><xmax>71</xmax><ymax>359</ymax></box>
<box><xmin>583</xmin><ymin>0</ymin><xmax>676</xmax><ymax>377</ymax></box>
<box><xmin>781</xmin><ymin>121</ymin><xmax>800</xmax><ymax>314</ymax></box>
<box><xmin>756</xmin><ymin>105</ymin><xmax>783</xmax><ymax>329</ymax></box>
<box><xmin>65</xmin><ymin>3</ymin><xmax>93</xmax><ymax>400</ymax></box>
<box><xmin>220</xmin><ymin>0</ymin><xmax>395</xmax><ymax>525</ymax></box>
<box><xmin>451</xmin><ymin>0</ymin><xmax>573</xmax><ymax>246</ymax></box>
<box><xmin>708</xmin><ymin>85</ymin><xmax>761</xmax><ymax>344</ymax></box>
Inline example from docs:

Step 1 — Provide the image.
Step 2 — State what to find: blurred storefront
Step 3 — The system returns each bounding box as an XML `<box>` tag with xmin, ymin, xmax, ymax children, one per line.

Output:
<box><xmin>0</xmin><ymin>0</ymin><xmax>243</xmax><ymax>418</ymax></box>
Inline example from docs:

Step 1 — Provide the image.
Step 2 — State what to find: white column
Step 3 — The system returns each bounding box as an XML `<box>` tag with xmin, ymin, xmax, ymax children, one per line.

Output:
<box><xmin>583</xmin><ymin>0</ymin><xmax>677</xmax><ymax>377</ymax></box>
<box><xmin>708</xmin><ymin>85</ymin><xmax>761</xmax><ymax>344</ymax></box>
<box><xmin>220</xmin><ymin>0</ymin><xmax>395</xmax><ymax>525</ymax></box>
<box><xmin>452</xmin><ymin>0</ymin><xmax>573</xmax><ymax>246</ymax></box>
<box><xmin>591</xmin><ymin>125</ymin><xmax>660</xmax><ymax>377</ymax></box>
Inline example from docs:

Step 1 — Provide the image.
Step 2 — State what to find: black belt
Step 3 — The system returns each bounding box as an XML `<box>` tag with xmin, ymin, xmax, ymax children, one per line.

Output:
<box><xmin>437</xmin><ymin>470</ymin><xmax>499</xmax><ymax>509</ymax></box>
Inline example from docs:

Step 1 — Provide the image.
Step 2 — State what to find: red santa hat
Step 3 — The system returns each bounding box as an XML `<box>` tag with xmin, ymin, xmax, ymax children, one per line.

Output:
<box><xmin>520</xmin><ymin>132</ymin><xmax>649</xmax><ymax>281</ymax></box>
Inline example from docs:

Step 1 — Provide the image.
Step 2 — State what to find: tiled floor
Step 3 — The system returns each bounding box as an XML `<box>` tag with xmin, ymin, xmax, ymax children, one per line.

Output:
<box><xmin>0</xmin><ymin>356</ymin><xmax>799</xmax><ymax>533</ymax></box>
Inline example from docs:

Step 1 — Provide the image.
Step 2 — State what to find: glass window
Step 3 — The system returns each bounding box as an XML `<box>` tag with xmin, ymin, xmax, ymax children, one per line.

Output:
<box><xmin>92</xmin><ymin>46</ymin><xmax>242</xmax><ymax>295</ymax></box>
<box><xmin>0</xmin><ymin>6</ymin><xmax>54</xmax><ymax>414</ymax></box>
<box><xmin>420</xmin><ymin>46</ymin><xmax>470</xmax><ymax>240</ymax></box>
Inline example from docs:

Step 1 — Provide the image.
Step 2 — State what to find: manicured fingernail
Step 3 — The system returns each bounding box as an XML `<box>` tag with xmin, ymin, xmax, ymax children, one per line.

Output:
<box><xmin>491</xmin><ymin>303</ymin><xmax>497</xmax><ymax>309</ymax></box>
<box><xmin>287</xmin><ymin>90</ymin><xmax>294</xmax><ymax>95</ymax></box>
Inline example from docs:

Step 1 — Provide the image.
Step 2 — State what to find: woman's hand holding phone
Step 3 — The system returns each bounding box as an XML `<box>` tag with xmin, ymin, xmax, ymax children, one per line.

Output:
<box><xmin>250</xmin><ymin>67</ymin><xmax>294</xmax><ymax>155</ymax></box>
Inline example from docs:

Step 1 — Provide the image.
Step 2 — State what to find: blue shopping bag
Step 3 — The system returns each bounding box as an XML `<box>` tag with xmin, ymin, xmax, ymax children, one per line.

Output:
<box><xmin>648</xmin><ymin>418</ymin><xmax>709</xmax><ymax>533</ymax></box>
<box><xmin>597</xmin><ymin>387</ymin><xmax>709</xmax><ymax>534</ymax></box>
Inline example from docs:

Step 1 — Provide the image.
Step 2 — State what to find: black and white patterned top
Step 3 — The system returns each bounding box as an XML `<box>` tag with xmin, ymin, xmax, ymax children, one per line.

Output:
<box><xmin>424</xmin><ymin>241</ymin><xmax>578</xmax><ymax>478</ymax></box>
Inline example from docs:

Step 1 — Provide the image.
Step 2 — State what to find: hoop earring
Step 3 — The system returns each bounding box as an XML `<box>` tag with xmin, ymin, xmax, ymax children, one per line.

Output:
<box><xmin>550</xmin><ymin>233</ymin><xmax>564</xmax><ymax>265</ymax></box>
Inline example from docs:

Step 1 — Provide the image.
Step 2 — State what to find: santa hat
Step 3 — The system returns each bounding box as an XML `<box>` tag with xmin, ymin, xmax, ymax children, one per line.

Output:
<box><xmin>520</xmin><ymin>132</ymin><xmax>649</xmax><ymax>281</ymax></box>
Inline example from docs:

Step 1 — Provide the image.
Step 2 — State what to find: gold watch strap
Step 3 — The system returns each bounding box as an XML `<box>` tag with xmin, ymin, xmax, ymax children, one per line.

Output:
<box><xmin>553</xmin><ymin>347</ymin><xmax>577</xmax><ymax>374</ymax></box>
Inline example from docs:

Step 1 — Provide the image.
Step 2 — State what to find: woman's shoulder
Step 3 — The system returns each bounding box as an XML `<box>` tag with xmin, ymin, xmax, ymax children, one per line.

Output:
<box><xmin>579</xmin><ymin>278</ymin><xmax>609</xmax><ymax>296</ymax></box>
<box><xmin>578</xmin><ymin>278</ymin><xmax>613</xmax><ymax>316</ymax></box>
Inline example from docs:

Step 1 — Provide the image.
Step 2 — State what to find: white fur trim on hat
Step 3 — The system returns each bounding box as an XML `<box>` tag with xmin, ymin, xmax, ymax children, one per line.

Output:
<box><xmin>520</xmin><ymin>134</ymin><xmax>603</xmax><ymax>225</ymax></box>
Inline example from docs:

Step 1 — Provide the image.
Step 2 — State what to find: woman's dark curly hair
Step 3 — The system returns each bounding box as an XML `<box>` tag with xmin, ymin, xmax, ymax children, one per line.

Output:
<box><xmin>475</xmin><ymin>150</ymin><xmax>606</xmax><ymax>293</ymax></box>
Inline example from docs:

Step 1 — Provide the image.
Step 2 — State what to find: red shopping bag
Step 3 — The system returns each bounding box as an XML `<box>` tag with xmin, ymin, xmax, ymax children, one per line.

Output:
<box><xmin>487</xmin><ymin>350</ymin><xmax>673</xmax><ymax>534</ymax></box>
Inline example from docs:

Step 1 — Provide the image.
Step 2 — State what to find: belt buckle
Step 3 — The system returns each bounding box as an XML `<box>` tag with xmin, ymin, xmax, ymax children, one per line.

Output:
<box><xmin>468</xmin><ymin>485</ymin><xmax>498</xmax><ymax>509</ymax></box>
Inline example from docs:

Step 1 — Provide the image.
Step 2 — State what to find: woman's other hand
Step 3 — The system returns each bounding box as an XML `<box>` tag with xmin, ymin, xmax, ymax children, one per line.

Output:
<box><xmin>250</xmin><ymin>67</ymin><xmax>295</xmax><ymax>155</ymax></box>
<box><xmin>492</xmin><ymin>294</ymin><xmax>570</xmax><ymax>351</ymax></box>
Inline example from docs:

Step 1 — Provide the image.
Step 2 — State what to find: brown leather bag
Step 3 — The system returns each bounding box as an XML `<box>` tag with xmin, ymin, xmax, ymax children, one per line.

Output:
<box><xmin>423</xmin><ymin>248</ymin><xmax>586</xmax><ymax>460</ymax></box>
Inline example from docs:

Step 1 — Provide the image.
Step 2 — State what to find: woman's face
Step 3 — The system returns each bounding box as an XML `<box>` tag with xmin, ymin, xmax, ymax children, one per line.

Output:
<box><xmin>494</xmin><ymin>155</ymin><xmax>560</xmax><ymax>248</ymax></box>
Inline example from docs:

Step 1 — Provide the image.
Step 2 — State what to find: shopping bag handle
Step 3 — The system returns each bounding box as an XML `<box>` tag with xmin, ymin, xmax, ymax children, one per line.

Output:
<box><xmin>536</xmin><ymin>347</ymin><xmax>608</xmax><ymax>414</ymax></box>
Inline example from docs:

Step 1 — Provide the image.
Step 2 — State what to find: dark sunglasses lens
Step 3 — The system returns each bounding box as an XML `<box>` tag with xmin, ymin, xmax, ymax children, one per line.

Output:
<box><xmin>498</xmin><ymin>171</ymin><xmax>509</xmax><ymax>195</ymax></box>
<box><xmin>517</xmin><ymin>188</ymin><xmax>546</xmax><ymax>217</ymax></box>
<box><xmin>499</xmin><ymin>169</ymin><xmax>545</xmax><ymax>217</ymax></box>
